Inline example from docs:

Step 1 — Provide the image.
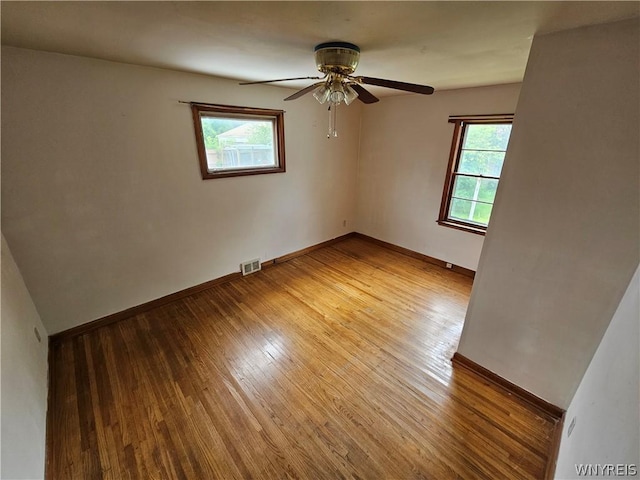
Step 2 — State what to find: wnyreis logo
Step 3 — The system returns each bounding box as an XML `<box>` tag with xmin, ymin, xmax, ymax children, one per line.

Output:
<box><xmin>575</xmin><ymin>464</ymin><xmax>638</xmax><ymax>477</ymax></box>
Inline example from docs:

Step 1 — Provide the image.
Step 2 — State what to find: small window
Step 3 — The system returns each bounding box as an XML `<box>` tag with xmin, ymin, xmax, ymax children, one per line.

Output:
<box><xmin>438</xmin><ymin>114</ymin><xmax>513</xmax><ymax>235</ymax></box>
<box><xmin>190</xmin><ymin>103</ymin><xmax>285</xmax><ymax>179</ymax></box>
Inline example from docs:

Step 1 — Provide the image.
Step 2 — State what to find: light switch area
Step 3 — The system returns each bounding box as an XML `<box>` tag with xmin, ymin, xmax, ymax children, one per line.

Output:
<box><xmin>567</xmin><ymin>416</ymin><xmax>576</xmax><ymax>437</ymax></box>
<box><xmin>34</xmin><ymin>326</ymin><xmax>42</xmax><ymax>343</ymax></box>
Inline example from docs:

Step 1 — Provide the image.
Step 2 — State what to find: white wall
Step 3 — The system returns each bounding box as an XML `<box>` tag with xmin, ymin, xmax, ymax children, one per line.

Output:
<box><xmin>1</xmin><ymin>234</ymin><xmax>49</xmax><ymax>480</ymax></box>
<box><xmin>554</xmin><ymin>266</ymin><xmax>639</xmax><ymax>480</ymax></box>
<box><xmin>355</xmin><ymin>83</ymin><xmax>521</xmax><ymax>270</ymax></box>
<box><xmin>1</xmin><ymin>47</ymin><xmax>361</xmax><ymax>334</ymax></box>
<box><xmin>458</xmin><ymin>18</ymin><xmax>639</xmax><ymax>409</ymax></box>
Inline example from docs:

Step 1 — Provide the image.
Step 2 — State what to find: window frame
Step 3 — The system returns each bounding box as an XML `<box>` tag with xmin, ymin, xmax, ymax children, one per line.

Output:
<box><xmin>437</xmin><ymin>114</ymin><xmax>514</xmax><ymax>235</ymax></box>
<box><xmin>190</xmin><ymin>103</ymin><xmax>286</xmax><ymax>180</ymax></box>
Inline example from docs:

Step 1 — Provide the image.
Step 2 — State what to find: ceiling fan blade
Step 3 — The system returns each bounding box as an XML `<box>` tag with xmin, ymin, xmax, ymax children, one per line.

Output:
<box><xmin>359</xmin><ymin>76</ymin><xmax>434</xmax><ymax>95</ymax></box>
<box><xmin>351</xmin><ymin>84</ymin><xmax>379</xmax><ymax>104</ymax></box>
<box><xmin>239</xmin><ymin>76</ymin><xmax>324</xmax><ymax>85</ymax></box>
<box><xmin>284</xmin><ymin>81</ymin><xmax>326</xmax><ymax>101</ymax></box>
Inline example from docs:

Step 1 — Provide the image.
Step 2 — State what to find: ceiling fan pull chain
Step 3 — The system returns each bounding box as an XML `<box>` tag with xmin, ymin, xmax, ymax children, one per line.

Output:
<box><xmin>328</xmin><ymin>103</ymin><xmax>338</xmax><ymax>139</ymax></box>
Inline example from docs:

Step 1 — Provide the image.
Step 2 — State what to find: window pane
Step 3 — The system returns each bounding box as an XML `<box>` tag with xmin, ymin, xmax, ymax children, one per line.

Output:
<box><xmin>449</xmin><ymin>198</ymin><xmax>494</xmax><ymax>227</ymax></box>
<box><xmin>458</xmin><ymin>150</ymin><xmax>505</xmax><ymax>177</ymax></box>
<box><xmin>478</xmin><ymin>178</ymin><xmax>498</xmax><ymax>203</ymax></box>
<box><xmin>462</xmin><ymin>123</ymin><xmax>512</xmax><ymax>151</ymax></box>
<box><xmin>451</xmin><ymin>175</ymin><xmax>477</xmax><ymax>201</ymax></box>
<box><xmin>200</xmin><ymin>116</ymin><xmax>276</xmax><ymax>171</ymax></box>
<box><xmin>452</xmin><ymin>176</ymin><xmax>499</xmax><ymax>204</ymax></box>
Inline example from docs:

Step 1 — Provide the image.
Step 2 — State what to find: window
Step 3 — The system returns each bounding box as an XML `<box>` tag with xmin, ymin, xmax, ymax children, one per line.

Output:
<box><xmin>190</xmin><ymin>103</ymin><xmax>285</xmax><ymax>179</ymax></box>
<box><xmin>438</xmin><ymin>114</ymin><xmax>513</xmax><ymax>235</ymax></box>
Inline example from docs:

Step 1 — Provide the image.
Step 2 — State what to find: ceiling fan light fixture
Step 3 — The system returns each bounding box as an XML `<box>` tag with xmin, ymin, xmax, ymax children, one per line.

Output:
<box><xmin>343</xmin><ymin>84</ymin><xmax>359</xmax><ymax>105</ymax></box>
<box><xmin>329</xmin><ymin>79</ymin><xmax>345</xmax><ymax>104</ymax></box>
<box><xmin>313</xmin><ymin>84</ymin><xmax>330</xmax><ymax>104</ymax></box>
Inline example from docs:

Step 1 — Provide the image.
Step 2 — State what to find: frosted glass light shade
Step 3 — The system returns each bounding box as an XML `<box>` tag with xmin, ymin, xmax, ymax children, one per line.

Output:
<box><xmin>313</xmin><ymin>85</ymin><xmax>330</xmax><ymax>104</ymax></box>
<box><xmin>343</xmin><ymin>84</ymin><xmax>359</xmax><ymax>105</ymax></box>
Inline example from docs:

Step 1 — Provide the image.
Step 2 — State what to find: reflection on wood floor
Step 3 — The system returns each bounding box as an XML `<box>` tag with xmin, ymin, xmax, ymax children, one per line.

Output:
<box><xmin>47</xmin><ymin>237</ymin><xmax>557</xmax><ymax>479</ymax></box>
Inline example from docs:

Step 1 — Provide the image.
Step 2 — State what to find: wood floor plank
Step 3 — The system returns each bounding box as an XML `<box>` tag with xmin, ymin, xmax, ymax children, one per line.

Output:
<box><xmin>47</xmin><ymin>237</ymin><xmax>558</xmax><ymax>479</ymax></box>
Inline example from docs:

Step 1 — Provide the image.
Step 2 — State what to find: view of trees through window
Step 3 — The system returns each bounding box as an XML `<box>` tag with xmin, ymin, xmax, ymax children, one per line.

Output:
<box><xmin>449</xmin><ymin>123</ymin><xmax>512</xmax><ymax>226</ymax></box>
<box><xmin>200</xmin><ymin>117</ymin><xmax>275</xmax><ymax>171</ymax></box>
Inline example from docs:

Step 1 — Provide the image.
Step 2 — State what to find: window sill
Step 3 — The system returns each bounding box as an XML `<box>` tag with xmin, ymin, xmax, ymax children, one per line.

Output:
<box><xmin>437</xmin><ymin>220</ymin><xmax>486</xmax><ymax>236</ymax></box>
<box><xmin>202</xmin><ymin>166</ymin><xmax>285</xmax><ymax>180</ymax></box>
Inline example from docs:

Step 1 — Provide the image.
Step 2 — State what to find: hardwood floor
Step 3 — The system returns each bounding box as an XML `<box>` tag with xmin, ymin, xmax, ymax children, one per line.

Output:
<box><xmin>47</xmin><ymin>237</ymin><xmax>557</xmax><ymax>479</ymax></box>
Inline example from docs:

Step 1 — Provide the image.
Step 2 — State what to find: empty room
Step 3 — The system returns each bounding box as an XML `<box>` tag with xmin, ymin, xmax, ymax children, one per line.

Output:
<box><xmin>1</xmin><ymin>2</ymin><xmax>638</xmax><ymax>479</ymax></box>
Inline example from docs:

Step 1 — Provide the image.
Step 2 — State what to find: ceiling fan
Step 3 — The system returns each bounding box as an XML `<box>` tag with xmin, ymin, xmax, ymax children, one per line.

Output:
<box><xmin>240</xmin><ymin>41</ymin><xmax>435</xmax><ymax>137</ymax></box>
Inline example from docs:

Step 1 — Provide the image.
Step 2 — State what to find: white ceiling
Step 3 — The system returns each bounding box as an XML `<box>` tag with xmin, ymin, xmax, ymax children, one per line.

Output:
<box><xmin>2</xmin><ymin>1</ymin><xmax>638</xmax><ymax>96</ymax></box>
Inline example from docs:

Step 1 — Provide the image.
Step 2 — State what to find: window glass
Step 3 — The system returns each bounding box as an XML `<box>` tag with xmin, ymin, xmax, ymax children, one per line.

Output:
<box><xmin>200</xmin><ymin>117</ymin><xmax>276</xmax><ymax>172</ymax></box>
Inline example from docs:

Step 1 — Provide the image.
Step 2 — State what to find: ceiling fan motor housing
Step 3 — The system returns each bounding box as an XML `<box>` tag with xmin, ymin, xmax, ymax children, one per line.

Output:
<box><xmin>314</xmin><ymin>42</ymin><xmax>360</xmax><ymax>75</ymax></box>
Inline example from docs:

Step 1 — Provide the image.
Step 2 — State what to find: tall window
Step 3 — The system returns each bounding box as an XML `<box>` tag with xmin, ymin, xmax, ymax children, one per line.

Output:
<box><xmin>190</xmin><ymin>103</ymin><xmax>286</xmax><ymax>179</ymax></box>
<box><xmin>438</xmin><ymin>114</ymin><xmax>513</xmax><ymax>235</ymax></box>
